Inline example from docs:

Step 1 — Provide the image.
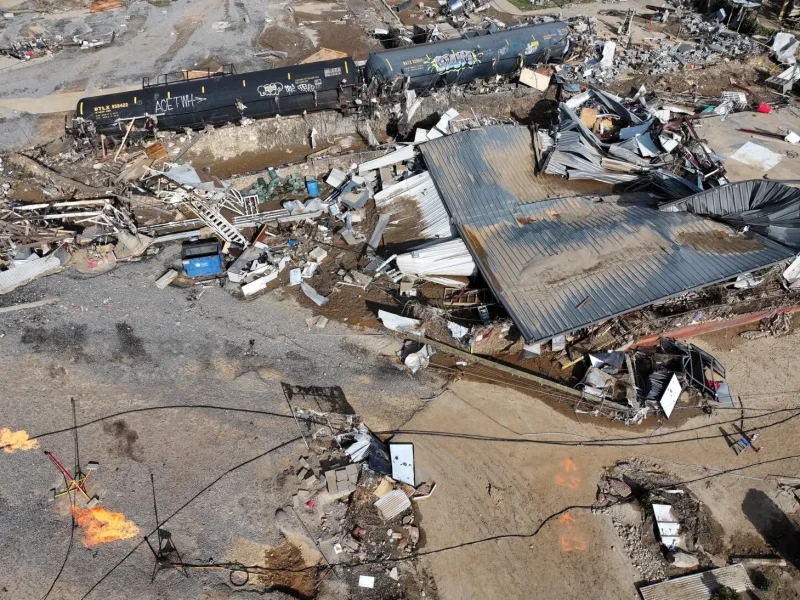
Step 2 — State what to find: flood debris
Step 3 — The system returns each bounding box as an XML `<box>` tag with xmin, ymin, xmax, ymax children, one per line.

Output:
<box><xmin>1</xmin><ymin>2</ymin><xmax>798</xmax><ymax>436</ymax></box>
<box><xmin>272</xmin><ymin>401</ymin><xmax>431</xmax><ymax>597</ymax></box>
<box><xmin>576</xmin><ymin>338</ymin><xmax>731</xmax><ymax>424</ymax></box>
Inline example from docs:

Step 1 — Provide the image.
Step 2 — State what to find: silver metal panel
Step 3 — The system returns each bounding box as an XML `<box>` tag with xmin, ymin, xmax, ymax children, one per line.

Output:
<box><xmin>373</xmin><ymin>489</ymin><xmax>411</xmax><ymax>520</ymax></box>
<box><xmin>639</xmin><ymin>564</ymin><xmax>750</xmax><ymax>600</ymax></box>
<box><xmin>374</xmin><ymin>171</ymin><xmax>454</xmax><ymax>239</ymax></box>
<box><xmin>421</xmin><ymin>126</ymin><xmax>797</xmax><ymax>342</ymax></box>
<box><xmin>660</xmin><ymin>179</ymin><xmax>800</xmax><ymax>248</ymax></box>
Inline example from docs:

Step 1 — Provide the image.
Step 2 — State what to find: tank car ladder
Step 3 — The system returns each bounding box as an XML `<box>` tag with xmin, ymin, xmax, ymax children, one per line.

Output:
<box><xmin>187</xmin><ymin>197</ymin><xmax>248</xmax><ymax>246</ymax></box>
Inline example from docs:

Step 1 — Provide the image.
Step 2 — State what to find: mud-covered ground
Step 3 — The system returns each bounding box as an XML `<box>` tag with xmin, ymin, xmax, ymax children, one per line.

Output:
<box><xmin>0</xmin><ymin>247</ymin><xmax>442</xmax><ymax>599</ymax></box>
<box><xmin>2</xmin><ymin>248</ymin><xmax>800</xmax><ymax>599</ymax></box>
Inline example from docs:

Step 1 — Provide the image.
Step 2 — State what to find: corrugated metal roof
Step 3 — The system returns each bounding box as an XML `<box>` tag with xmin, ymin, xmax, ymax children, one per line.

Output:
<box><xmin>396</xmin><ymin>238</ymin><xmax>476</xmax><ymax>276</ymax></box>
<box><xmin>373</xmin><ymin>489</ymin><xmax>411</xmax><ymax>520</ymax></box>
<box><xmin>421</xmin><ymin>126</ymin><xmax>797</xmax><ymax>342</ymax></box>
<box><xmin>639</xmin><ymin>564</ymin><xmax>750</xmax><ymax>600</ymax></box>
<box><xmin>374</xmin><ymin>171</ymin><xmax>454</xmax><ymax>240</ymax></box>
<box><xmin>659</xmin><ymin>179</ymin><xmax>800</xmax><ymax>249</ymax></box>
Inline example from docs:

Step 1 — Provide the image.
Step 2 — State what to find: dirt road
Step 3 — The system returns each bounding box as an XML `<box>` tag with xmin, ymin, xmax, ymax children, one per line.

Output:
<box><xmin>394</xmin><ymin>319</ymin><xmax>800</xmax><ymax>600</ymax></box>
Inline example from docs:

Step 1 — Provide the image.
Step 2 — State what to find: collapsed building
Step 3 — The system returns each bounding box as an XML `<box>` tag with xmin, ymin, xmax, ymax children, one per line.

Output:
<box><xmin>2</xmin><ymin>0</ymin><xmax>800</xmax><ymax>425</ymax></box>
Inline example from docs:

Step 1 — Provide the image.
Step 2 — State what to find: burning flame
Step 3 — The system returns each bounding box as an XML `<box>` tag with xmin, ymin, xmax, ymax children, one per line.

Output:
<box><xmin>71</xmin><ymin>506</ymin><xmax>140</xmax><ymax>547</ymax></box>
<box><xmin>0</xmin><ymin>428</ymin><xmax>39</xmax><ymax>453</ymax></box>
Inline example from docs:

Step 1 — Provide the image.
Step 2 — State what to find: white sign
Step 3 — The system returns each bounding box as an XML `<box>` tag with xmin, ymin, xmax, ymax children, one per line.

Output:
<box><xmin>390</xmin><ymin>442</ymin><xmax>415</xmax><ymax>486</ymax></box>
<box><xmin>660</xmin><ymin>374</ymin><xmax>682</xmax><ymax>419</ymax></box>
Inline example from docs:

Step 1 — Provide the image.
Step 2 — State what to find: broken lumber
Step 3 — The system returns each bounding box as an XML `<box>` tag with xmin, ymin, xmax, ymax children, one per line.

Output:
<box><xmin>0</xmin><ymin>297</ymin><xmax>59</xmax><ymax>313</ymax></box>
<box><xmin>7</xmin><ymin>154</ymin><xmax>107</xmax><ymax>197</ymax></box>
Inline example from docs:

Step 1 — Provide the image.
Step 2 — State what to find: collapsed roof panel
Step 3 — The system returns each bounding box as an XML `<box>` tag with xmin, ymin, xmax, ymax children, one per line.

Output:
<box><xmin>659</xmin><ymin>179</ymin><xmax>800</xmax><ymax>249</ymax></box>
<box><xmin>373</xmin><ymin>171</ymin><xmax>455</xmax><ymax>241</ymax></box>
<box><xmin>421</xmin><ymin>126</ymin><xmax>796</xmax><ymax>342</ymax></box>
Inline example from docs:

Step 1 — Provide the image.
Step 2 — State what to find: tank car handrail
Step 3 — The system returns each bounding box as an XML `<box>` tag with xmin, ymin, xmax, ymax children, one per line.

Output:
<box><xmin>141</xmin><ymin>64</ymin><xmax>238</xmax><ymax>89</ymax></box>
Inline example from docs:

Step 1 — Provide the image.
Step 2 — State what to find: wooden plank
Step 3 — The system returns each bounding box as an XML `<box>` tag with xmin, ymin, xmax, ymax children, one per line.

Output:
<box><xmin>299</xmin><ymin>48</ymin><xmax>348</xmax><ymax>64</ymax></box>
<box><xmin>386</xmin><ymin>331</ymin><xmax>582</xmax><ymax>399</ymax></box>
<box><xmin>90</xmin><ymin>0</ymin><xmax>123</xmax><ymax>11</ymax></box>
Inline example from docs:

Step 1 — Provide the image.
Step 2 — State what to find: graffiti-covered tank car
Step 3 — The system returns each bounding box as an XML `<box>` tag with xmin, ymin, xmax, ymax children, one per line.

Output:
<box><xmin>365</xmin><ymin>22</ymin><xmax>569</xmax><ymax>91</ymax></box>
<box><xmin>76</xmin><ymin>58</ymin><xmax>358</xmax><ymax>134</ymax></box>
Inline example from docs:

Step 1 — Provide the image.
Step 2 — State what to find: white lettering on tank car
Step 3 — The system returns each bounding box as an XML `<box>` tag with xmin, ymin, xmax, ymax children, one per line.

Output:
<box><xmin>155</xmin><ymin>93</ymin><xmax>207</xmax><ymax>114</ymax></box>
<box><xmin>257</xmin><ymin>82</ymin><xmax>283</xmax><ymax>97</ymax></box>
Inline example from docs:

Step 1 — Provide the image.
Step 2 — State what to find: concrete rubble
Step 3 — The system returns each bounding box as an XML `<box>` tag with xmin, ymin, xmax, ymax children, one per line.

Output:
<box><xmin>280</xmin><ymin>407</ymin><xmax>430</xmax><ymax>594</ymax></box>
<box><xmin>2</xmin><ymin>0</ymin><xmax>800</xmax><ymax>597</ymax></box>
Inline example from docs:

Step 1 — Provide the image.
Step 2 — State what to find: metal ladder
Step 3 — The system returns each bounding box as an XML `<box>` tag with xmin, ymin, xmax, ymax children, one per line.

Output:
<box><xmin>187</xmin><ymin>197</ymin><xmax>248</xmax><ymax>246</ymax></box>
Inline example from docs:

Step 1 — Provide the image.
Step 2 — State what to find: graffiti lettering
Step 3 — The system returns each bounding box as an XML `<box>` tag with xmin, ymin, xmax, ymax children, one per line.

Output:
<box><xmin>155</xmin><ymin>94</ymin><xmax>207</xmax><ymax>114</ymax></box>
<box><xmin>257</xmin><ymin>82</ymin><xmax>283</xmax><ymax>97</ymax></box>
<box><xmin>296</xmin><ymin>83</ymin><xmax>316</xmax><ymax>92</ymax></box>
<box><xmin>426</xmin><ymin>49</ymin><xmax>481</xmax><ymax>74</ymax></box>
<box><xmin>524</xmin><ymin>41</ymin><xmax>540</xmax><ymax>56</ymax></box>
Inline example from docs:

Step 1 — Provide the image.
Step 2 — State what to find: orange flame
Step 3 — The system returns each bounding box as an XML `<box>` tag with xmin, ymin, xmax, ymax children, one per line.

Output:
<box><xmin>70</xmin><ymin>506</ymin><xmax>140</xmax><ymax>547</ymax></box>
<box><xmin>0</xmin><ymin>428</ymin><xmax>39</xmax><ymax>453</ymax></box>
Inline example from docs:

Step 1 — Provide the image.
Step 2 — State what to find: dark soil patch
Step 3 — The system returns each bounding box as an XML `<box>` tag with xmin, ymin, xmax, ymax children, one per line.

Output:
<box><xmin>259</xmin><ymin>539</ymin><xmax>319</xmax><ymax>598</ymax></box>
<box><xmin>11</xmin><ymin>179</ymin><xmax>47</xmax><ymax>202</ymax></box>
<box><xmin>102</xmin><ymin>419</ymin><xmax>143</xmax><ymax>461</ymax></box>
<box><xmin>257</xmin><ymin>25</ymin><xmax>313</xmax><ymax>64</ymax></box>
<box><xmin>113</xmin><ymin>322</ymin><xmax>148</xmax><ymax>363</ymax></box>
<box><xmin>21</xmin><ymin>324</ymin><xmax>89</xmax><ymax>361</ymax></box>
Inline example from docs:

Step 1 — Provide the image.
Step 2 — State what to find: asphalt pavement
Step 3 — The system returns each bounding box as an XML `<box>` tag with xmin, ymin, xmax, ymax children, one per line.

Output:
<box><xmin>0</xmin><ymin>247</ymin><xmax>437</xmax><ymax>599</ymax></box>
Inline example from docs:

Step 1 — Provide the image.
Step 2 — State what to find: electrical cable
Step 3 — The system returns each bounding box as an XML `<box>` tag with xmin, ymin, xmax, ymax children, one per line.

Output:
<box><xmin>0</xmin><ymin>404</ymin><xmax>297</xmax><ymax>451</ymax></box>
<box><xmin>40</xmin><ymin>471</ymin><xmax>76</xmax><ymax>600</ymax></box>
<box><xmin>437</xmin><ymin>361</ymin><xmax>800</xmax><ymax>422</ymax></box>
<box><xmin>73</xmin><ymin>426</ymin><xmax>800</xmax><ymax>596</ymax></box>
<box><xmin>41</xmin><ymin>399</ymin><xmax>83</xmax><ymax>600</ymax></box>
<box><xmin>131</xmin><ymin>449</ymin><xmax>800</xmax><ymax>587</ymax></box>
<box><xmin>78</xmin><ymin>436</ymin><xmax>302</xmax><ymax>600</ymax></box>
<box><xmin>7</xmin><ymin>397</ymin><xmax>800</xmax><ymax>455</ymax></box>
<box><xmin>376</xmin><ymin>407</ymin><xmax>800</xmax><ymax>447</ymax></box>
<box><xmin>375</xmin><ymin>409</ymin><xmax>800</xmax><ymax>447</ymax></box>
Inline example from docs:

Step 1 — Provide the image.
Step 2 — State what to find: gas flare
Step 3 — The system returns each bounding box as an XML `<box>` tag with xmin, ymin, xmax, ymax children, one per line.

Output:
<box><xmin>0</xmin><ymin>428</ymin><xmax>39</xmax><ymax>453</ymax></box>
<box><xmin>70</xmin><ymin>506</ymin><xmax>140</xmax><ymax>547</ymax></box>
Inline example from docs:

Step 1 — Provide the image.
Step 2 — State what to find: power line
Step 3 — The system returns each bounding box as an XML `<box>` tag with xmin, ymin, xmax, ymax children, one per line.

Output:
<box><xmin>189</xmin><ymin>450</ymin><xmax>800</xmax><ymax>580</ymax></box>
<box><xmin>40</xmin><ymin>470</ymin><xmax>75</xmax><ymax>600</ymax></box>
<box><xmin>1</xmin><ymin>404</ymin><xmax>297</xmax><ymax>451</ymax></box>
<box><xmin>376</xmin><ymin>409</ymin><xmax>800</xmax><ymax>448</ymax></box>
<box><xmin>78</xmin><ymin>436</ymin><xmax>302</xmax><ymax>600</ymax></box>
<box><xmin>7</xmin><ymin>398</ymin><xmax>800</xmax><ymax>456</ymax></box>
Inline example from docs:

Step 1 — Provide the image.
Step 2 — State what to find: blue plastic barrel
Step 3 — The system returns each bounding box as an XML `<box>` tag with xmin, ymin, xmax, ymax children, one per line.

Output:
<box><xmin>306</xmin><ymin>179</ymin><xmax>319</xmax><ymax>197</ymax></box>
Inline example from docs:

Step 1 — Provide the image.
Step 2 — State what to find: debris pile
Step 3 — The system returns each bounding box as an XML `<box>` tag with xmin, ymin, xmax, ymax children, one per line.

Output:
<box><xmin>575</xmin><ymin>338</ymin><xmax>731</xmax><ymax>424</ymax></box>
<box><xmin>740</xmin><ymin>311</ymin><xmax>792</xmax><ymax>339</ymax></box>
<box><xmin>597</xmin><ymin>460</ymin><xmax>727</xmax><ymax>580</ymax></box>
<box><xmin>560</xmin><ymin>10</ymin><xmax>766</xmax><ymax>85</ymax></box>
<box><xmin>275</xmin><ymin>399</ymin><xmax>434</xmax><ymax>597</ymax></box>
<box><xmin>540</xmin><ymin>86</ymin><xmax>729</xmax><ymax>193</ymax></box>
<box><xmin>0</xmin><ymin>37</ymin><xmax>62</xmax><ymax>60</ymax></box>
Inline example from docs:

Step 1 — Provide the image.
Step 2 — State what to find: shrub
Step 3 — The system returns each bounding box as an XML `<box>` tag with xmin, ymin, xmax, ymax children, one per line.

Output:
<box><xmin>752</xmin><ymin>570</ymin><xmax>777</xmax><ymax>591</ymax></box>
<box><xmin>710</xmin><ymin>585</ymin><xmax>741</xmax><ymax>600</ymax></box>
